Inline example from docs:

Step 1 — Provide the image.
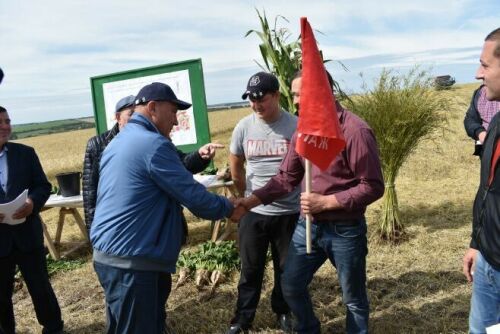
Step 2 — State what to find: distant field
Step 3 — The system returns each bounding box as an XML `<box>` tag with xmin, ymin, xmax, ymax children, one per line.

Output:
<box><xmin>12</xmin><ymin>117</ymin><xmax>95</xmax><ymax>139</ymax></box>
<box><xmin>13</xmin><ymin>84</ymin><xmax>483</xmax><ymax>333</ymax></box>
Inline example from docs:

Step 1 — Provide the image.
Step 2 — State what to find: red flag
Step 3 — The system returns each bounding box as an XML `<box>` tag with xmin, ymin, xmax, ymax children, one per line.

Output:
<box><xmin>296</xmin><ymin>17</ymin><xmax>345</xmax><ymax>170</ymax></box>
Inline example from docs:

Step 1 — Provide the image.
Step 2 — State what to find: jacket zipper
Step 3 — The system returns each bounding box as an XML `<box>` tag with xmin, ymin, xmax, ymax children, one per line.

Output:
<box><xmin>476</xmin><ymin>123</ymin><xmax>499</xmax><ymax>243</ymax></box>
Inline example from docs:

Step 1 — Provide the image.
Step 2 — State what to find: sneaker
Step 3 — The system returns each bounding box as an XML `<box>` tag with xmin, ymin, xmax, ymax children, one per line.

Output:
<box><xmin>225</xmin><ymin>323</ymin><xmax>248</xmax><ymax>334</ymax></box>
<box><xmin>277</xmin><ymin>313</ymin><xmax>294</xmax><ymax>333</ymax></box>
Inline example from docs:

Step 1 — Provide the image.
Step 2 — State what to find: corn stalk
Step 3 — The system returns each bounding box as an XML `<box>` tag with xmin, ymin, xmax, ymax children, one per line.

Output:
<box><xmin>246</xmin><ymin>9</ymin><xmax>348</xmax><ymax>114</ymax></box>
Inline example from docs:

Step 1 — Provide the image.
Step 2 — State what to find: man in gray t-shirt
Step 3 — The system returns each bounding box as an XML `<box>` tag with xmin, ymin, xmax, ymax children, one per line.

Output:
<box><xmin>226</xmin><ymin>72</ymin><xmax>299</xmax><ymax>334</ymax></box>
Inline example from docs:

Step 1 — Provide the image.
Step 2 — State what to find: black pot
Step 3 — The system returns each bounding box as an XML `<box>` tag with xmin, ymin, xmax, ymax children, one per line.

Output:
<box><xmin>55</xmin><ymin>172</ymin><xmax>82</xmax><ymax>197</ymax></box>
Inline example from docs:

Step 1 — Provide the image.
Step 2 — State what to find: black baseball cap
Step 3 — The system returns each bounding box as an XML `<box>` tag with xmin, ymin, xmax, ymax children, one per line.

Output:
<box><xmin>135</xmin><ymin>82</ymin><xmax>191</xmax><ymax>110</ymax></box>
<box><xmin>242</xmin><ymin>72</ymin><xmax>279</xmax><ymax>100</ymax></box>
<box><xmin>0</xmin><ymin>68</ymin><xmax>3</xmax><ymax>84</ymax></box>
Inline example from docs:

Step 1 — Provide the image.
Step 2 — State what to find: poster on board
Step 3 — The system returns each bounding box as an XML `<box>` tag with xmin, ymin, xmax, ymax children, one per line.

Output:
<box><xmin>90</xmin><ymin>59</ymin><xmax>211</xmax><ymax>153</ymax></box>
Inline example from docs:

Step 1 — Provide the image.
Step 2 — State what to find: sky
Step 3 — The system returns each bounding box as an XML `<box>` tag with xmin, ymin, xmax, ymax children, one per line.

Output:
<box><xmin>0</xmin><ymin>0</ymin><xmax>499</xmax><ymax>124</ymax></box>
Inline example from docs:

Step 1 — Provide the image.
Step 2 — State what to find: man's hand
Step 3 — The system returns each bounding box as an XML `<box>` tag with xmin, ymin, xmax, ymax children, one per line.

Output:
<box><xmin>0</xmin><ymin>213</ymin><xmax>4</xmax><ymax>223</ymax></box>
<box><xmin>478</xmin><ymin>131</ymin><xmax>487</xmax><ymax>144</ymax></box>
<box><xmin>12</xmin><ymin>197</ymin><xmax>34</xmax><ymax>220</ymax></box>
<box><xmin>463</xmin><ymin>248</ymin><xmax>478</xmax><ymax>283</ymax></box>
<box><xmin>301</xmin><ymin>192</ymin><xmax>340</xmax><ymax>214</ymax></box>
<box><xmin>238</xmin><ymin>195</ymin><xmax>262</xmax><ymax>213</ymax></box>
<box><xmin>229</xmin><ymin>198</ymin><xmax>248</xmax><ymax>222</ymax></box>
<box><xmin>199</xmin><ymin>143</ymin><xmax>225</xmax><ymax>160</ymax></box>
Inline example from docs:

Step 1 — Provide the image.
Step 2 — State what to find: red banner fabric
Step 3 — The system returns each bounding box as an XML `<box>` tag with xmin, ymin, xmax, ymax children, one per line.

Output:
<box><xmin>296</xmin><ymin>17</ymin><xmax>346</xmax><ymax>170</ymax></box>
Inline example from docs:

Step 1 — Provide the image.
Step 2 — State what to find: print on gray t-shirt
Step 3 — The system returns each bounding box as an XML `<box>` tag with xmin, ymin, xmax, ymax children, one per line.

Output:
<box><xmin>230</xmin><ymin>110</ymin><xmax>300</xmax><ymax>215</ymax></box>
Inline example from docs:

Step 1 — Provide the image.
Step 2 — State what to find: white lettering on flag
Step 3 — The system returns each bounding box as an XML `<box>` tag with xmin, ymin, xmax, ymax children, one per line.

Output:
<box><xmin>299</xmin><ymin>133</ymin><xmax>330</xmax><ymax>151</ymax></box>
<box><xmin>319</xmin><ymin>137</ymin><xmax>329</xmax><ymax>150</ymax></box>
<box><xmin>307</xmin><ymin>135</ymin><xmax>317</xmax><ymax>147</ymax></box>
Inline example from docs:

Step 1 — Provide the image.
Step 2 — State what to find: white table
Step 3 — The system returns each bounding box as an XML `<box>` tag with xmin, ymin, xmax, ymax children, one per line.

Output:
<box><xmin>41</xmin><ymin>194</ymin><xmax>88</xmax><ymax>260</ymax></box>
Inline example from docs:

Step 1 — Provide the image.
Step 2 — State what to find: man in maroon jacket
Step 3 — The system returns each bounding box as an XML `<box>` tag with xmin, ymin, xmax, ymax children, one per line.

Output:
<box><xmin>239</xmin><ymin>71</ymin><xmax>384</xmax><ymax>334</ymax></box>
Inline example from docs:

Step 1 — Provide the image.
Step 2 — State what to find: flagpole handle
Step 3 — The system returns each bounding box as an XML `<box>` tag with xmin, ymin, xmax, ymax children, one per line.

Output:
<box><xmin>305</xmin><ymin>159</ymin><xmax>312</xmax><ymax>254</ymax></box>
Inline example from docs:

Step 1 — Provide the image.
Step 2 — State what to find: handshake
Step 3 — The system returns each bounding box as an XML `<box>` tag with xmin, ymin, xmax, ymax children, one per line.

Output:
<box><xmin>228</xmin><ymin>195</ymin><xmax>260</xmax><ymax>222</ymax></box>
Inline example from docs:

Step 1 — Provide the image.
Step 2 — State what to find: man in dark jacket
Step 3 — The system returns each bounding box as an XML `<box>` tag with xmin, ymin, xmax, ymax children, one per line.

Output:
<box><xmin>463</xmin><ymin>27</ymin><xmax>500</xmax><ymax>334</ymax></box>
<box><xmin>0</xmin><ymin>106</ymin><xmax>63</xmax><ymax>334</ymax></box>
<box><xmin>463</xmin><ymin>84</ymin><xmax>500</xmax><ymax>156</ymax></box>
<box><xmin>83</xmin><ymin>95</ymin><xmax>135</xmax><ymax>231</ymax></box>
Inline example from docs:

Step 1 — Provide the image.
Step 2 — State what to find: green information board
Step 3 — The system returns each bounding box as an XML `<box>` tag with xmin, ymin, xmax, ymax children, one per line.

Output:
<box><xmin>90</xmin><ymin>59</ymin><xmax>211</xmax><ymax>153</ymax></box>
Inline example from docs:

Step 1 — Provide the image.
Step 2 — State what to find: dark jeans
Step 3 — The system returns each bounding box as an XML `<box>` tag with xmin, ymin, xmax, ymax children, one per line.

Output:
<box><xmin>93</xmin><ymin>262</ymin><xmax>172</xmax><ymax>334</ymax></box>
<box><xmin>231</xmin><ymin>211</ymin><xmax>298</xmax><ymax>328</ymax></box>
<box><xmin>281</xmin><ymin>217</ymin><xmax>369</xmax><ymax>334</ymax></box>
<box><xmin>0</xmin><ymin>247</ymin><xmax>63</xmax><ymax>334</ymax></box>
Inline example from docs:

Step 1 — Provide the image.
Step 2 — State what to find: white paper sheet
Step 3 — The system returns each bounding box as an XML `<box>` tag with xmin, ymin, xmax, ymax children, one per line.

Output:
<box><xmin>193</xmin><ymin>174</ymin><xmax>219</xmax><ymax>188</ymax></box>
<box><xmin>0</xmin><ymin>189</ymin><xmax>29</xmax><ymax>225</ymax></box>
<box><xmin>487</xmin><ymin>323</ymin><xmax>500</xmax><ymax>334</ymax></box>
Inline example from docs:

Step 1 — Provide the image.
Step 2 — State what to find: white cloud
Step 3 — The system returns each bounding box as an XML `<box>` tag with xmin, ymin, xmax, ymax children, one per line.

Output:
<box><xmin>0</xmin><ymin>0</ymin><xmax>498</xmax><ymax>123</ymax></box>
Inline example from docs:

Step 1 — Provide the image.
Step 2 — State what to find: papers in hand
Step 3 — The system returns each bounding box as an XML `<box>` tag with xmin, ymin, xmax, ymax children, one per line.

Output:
<box><xmin>0</xmin><ymin>189</ymin><xmax>29</xmax><ymax>225</ymax></box>
<box><xmin>487</xmin><ymin>323</ymin><xmax>500</xmax><ymax>334</ymax></box>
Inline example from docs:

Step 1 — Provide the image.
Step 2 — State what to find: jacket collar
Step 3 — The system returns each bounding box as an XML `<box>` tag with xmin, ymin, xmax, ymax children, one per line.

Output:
<box><xmin>129</xmin><ymin>113</ymin><xmax>161</xmax><ymax>135</ymax></box>
<box><xmin>105</xmin><ymin>123</ymin><xmax>120</xmax><ymax>141</ymax></box>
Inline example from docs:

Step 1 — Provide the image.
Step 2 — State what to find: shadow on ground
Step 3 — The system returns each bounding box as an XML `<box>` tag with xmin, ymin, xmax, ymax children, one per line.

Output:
<box><xmin>400</xmin><ymin>200</ymin><xmax>472</xmax><ymax>231</ymax></box>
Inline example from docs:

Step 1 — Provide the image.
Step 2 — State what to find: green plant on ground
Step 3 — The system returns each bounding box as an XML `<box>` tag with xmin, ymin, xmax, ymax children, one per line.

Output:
<box><xmin>46</xmin><ymin>258</ymin><xmax>86</xmax><ymax>277</ymax></box>
<box><xmin>176</xmin><ymin>241</ymin><xmax>240</xmax><ymax>291</ymax></box>
<box><xmin>346</xmin><ymin>68</ymin><xmax>450</xmax><ymax>242</ymax></box>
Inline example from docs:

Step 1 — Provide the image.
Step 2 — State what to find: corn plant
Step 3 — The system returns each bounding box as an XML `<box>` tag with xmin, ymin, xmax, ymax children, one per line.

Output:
<box><xmin>346</xmin><ymin>68</ymin><xmax>450</xmax><ymax>242</ymax></box>
<box><xmin>245</xmin><ymin>9</ymin><xmax>300</xmax><ymax>113</ymax></box>
<box><xmin>246</xmin><ymin>9</ymin><xmax>349</xmax><ymax>114</ymax></box>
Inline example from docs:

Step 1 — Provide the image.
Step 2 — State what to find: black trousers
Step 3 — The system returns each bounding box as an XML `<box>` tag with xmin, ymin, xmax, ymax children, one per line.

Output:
<box><xmin>0</xmin><ymin>247</ymin><xmax>63</xmax><ymax>334</ymax></box>
<box><xmin>232</xmin><ymin>211</ymin><xmax>298</xmax><ymax>328</ymax></box>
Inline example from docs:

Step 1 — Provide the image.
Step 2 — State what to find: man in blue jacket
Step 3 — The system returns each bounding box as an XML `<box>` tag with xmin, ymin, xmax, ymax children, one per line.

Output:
<box><xmin>90</xmin><ymin>82</ymin><xmax>241</xmax><ymax>334</ymax></box>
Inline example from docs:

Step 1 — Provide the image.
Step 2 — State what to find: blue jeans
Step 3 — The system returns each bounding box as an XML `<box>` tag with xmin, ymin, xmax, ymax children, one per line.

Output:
<box><xmin>469</xmin><ymin>251</ymin><xmax>500</xmax><ymax>334</ymax></box>
<box><xmin>281</xmin><ymin>217</ymin><xmax>369</xmax><ymax>334</ymax></box>
<box><xmin>93</xmin><ymin>262</ymin><xmax>171</xmax><ymax>334</ymax></box>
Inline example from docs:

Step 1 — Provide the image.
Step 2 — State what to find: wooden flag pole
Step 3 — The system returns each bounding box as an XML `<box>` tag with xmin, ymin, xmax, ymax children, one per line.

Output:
<box><xmin>305</xmin><ymin>158</ymin><xmax>312</xmax><ymax>254</ymax></box>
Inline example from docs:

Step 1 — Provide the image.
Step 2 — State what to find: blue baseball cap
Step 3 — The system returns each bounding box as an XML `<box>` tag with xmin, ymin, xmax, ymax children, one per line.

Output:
<box><xmin>115</xmin><ymin>95</ymin><xmax>135</xmax><ymax>113</ymax></box>
<box><xmin>135</xmin><ymin>82</ymin><xmax>191</xmax><ymax>110</ymax></box>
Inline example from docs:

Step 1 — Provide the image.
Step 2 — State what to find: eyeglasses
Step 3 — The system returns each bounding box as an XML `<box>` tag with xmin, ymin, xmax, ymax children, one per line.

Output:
<box><xmin>249</xmin><ymin>93</ymin><xmax>270</xmax><ymax>103</ymax></box>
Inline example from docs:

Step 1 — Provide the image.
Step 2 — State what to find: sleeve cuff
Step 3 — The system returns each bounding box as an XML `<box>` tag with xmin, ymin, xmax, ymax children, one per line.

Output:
<box><xmin>474</xmin><ymin>127</ymin><xmax>486</xmax><ymax>140</ymax></box>
<box><xmin>252</xmin><ymin>188</ymin><xmax>273</xmax><ymax>205</ymax></box>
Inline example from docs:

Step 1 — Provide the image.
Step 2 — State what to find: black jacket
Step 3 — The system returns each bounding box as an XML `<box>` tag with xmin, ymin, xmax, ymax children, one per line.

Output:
<box><xmin>0</xmin><ymin>143</ymin><xmax>51</xmax><ymax>256</ymax></box>
<box><xmin>464</xmin><ymin>85</ymin><xmax>485</xmax><ymax>141</ymax></box>
<box><xmin>464</xmin><ymin>85</ymin><xmax>485</xmax><ymax>156</ymax></box>
<box><xmin>82</xmin><ymin>124</ymin><xmax>211</xmax><ymax>230</ymax></box>
<box><xmin>82</xmin><ymin>123</ymin><xmax>120</xmax><ymax>230</ymax></box>
<box><xmin>471</xmin><ymin>112</ymin><xmax>500</xmax><ymax>270</ymax></box>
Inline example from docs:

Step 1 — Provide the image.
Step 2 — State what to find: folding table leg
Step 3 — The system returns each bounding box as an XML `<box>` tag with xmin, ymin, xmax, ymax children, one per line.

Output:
<box><xmin>41</xmin><ymin>219</ymin><xmax>60</xmax><ymax>260</ymax></box>
<box><xmin>71</xmin><ymin>208</ymin><xmax>90</xmax><ymax>243</ymax></box>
